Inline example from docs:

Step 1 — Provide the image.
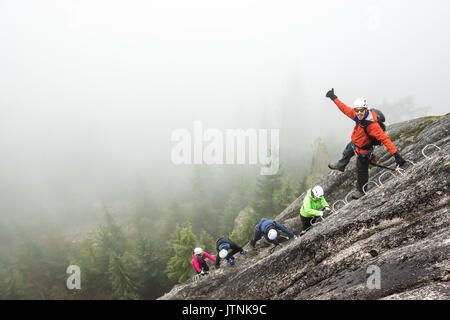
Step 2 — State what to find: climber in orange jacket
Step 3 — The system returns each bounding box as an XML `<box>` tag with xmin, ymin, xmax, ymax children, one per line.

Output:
<box><xmin>325</xmin><ymin>88</ymin><xmax>406</xmax><ymax>199</ymax></box>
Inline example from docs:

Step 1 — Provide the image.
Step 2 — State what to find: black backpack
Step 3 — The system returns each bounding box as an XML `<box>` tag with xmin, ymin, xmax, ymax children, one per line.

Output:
<box><xmin>360</xmin><ymin>109</ymin><xmax>386</xmax><ymax>146</ymax></box>
<box><xmin>216</xmin><ymin>236</ymin><xmax>230</xmax><ymax>247</ymax></box>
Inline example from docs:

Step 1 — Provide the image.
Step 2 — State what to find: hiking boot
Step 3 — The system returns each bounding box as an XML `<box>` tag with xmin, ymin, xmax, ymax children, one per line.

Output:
<box><xmin>328</xmin><ymin>163</ymin><xmax>344</xmax><ymax>172</ymax></box>
<box><xmin>351</xmin><ymin>190</ymin><xmax>365</xmax><ymax>199</ymax></box>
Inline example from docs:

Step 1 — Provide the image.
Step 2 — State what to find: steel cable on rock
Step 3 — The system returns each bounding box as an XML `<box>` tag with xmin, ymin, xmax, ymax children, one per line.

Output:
<box><xmin>324</xmin><ymin>144</ymin><xmax>447</xmax><ymax>223</ymax></box>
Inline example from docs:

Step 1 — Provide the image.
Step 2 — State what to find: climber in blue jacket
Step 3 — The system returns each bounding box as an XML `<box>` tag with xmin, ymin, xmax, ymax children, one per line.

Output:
<box><xmin>250</xmin><ymin>218</ymin><xmax>296</xmax><ymax>248</ymax></box>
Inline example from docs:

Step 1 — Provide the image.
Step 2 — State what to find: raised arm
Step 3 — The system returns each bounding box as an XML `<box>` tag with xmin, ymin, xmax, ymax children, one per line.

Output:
<box><xmin>334</xmin><ymin>98</ymin><xmax>357</xmax><ymax>119</ymax></box>
<box><xmin>326</xmin><ymin>88</ymin><xmax>356</xmax><ymax>120</ymax></box>
<box><xmin>203</xmin><ymin>251</ymin><xmax>216</xmax><ymax>262</ymax></box>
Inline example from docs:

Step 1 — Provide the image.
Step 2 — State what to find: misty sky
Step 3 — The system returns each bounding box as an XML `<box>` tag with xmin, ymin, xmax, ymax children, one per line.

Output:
<box><xmin>1</xmin><ymin>0</ymin><xmax>449</xmax><ymax>224</ymax></box>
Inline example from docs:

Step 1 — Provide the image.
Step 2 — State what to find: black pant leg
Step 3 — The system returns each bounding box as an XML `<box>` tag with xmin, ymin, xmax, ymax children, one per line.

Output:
<box><xmin>336</xmin><ymin>142</ymin><xmax>355</xmax><ymax>170</ymax></box>
<box><xmin>300</xmin><ymin>215</ymin><xmax>312</xmax><ymax>231</ymax></box>
<box><xmin>215</xmin><ymin>253</ymin><xmax>220</xmax><ymax>267</ymax></box>
<box><xmin>356</xmin><ymin>156</ymin><xmax>370</xmax><ymax>192</ymax></box>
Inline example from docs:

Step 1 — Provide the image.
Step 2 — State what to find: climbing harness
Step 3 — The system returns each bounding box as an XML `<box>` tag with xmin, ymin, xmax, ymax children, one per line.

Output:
<box><xmin>351</xmin><ymin>143</ymin><xmax>374</xmax><ymax>160</ymax></box>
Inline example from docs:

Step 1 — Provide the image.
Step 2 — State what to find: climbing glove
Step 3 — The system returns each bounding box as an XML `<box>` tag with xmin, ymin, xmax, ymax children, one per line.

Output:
<box><xmin>393</xmin><ymin>152</ymin><xmax>406</xmax><ymax>166</ymax></box>
<box><xmin>326</xmin><ymin>88</ymin><xmax>338</xmax><ymax>101</ymax></box>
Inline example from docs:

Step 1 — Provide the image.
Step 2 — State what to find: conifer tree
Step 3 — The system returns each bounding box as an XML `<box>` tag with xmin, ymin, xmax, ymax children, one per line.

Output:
<box><xmin>252</xmin><ymin>166</ymin><xmax>284</xmax><ymax>220</ymax></box>
<box><xmin>220</xmin><ymin>190</ymin><xmax>241</xmax><ymax>236</ymax></box>
<box><xmin>273</xmin><ymin>174</ymin><xmax>297</xmax><ymax>213</ymax></box>
<box><xmin>96</xmin><ymin>206</ymin><xmax>136</xmax><ymax>297</ymax></box>
<box><xmin>97</xmin><ymin>207</ymin><xmax>130</xmax><ymax>260</ymax></box>
<box><xmin>296</xmin><ymin>169</ymin><xmax>309</xmax><ymax>197</ymax></box>
<box><xmin>163</xmin><ymin>199</ymin><xmax>184</xmax><ymax>237</ymax></box>
<box><xmin>305</xmin><ymin>137</ymin><xmax>330</xmax><ymax>187</ymax></box>
<box><xmin>135</xmin><ymin>233</ymin><xmax>173</xmax><ymax>299</ymax></box>
<box><xmin>0</xmin><ymin>263</ymin><xmax>32</xmax><ymax>299</ymax></box>
<box><xmin>198</xmin><ymin>230</ymin><xmax>215</xmax><ymax>254</ymax></box>
<box><xmin>229</xmin><ymin>208</ymin><xmax>257</xmax><ymax>245</ymax></box>
<box><xmin>69</xmin><ymin>236</ymin><xmax>111</xmax><ymax>299</ymax></box>
<box><xmin>190</xmin><ymin>167</ymin><xmax>219</xmax><ymax>236</ymax></box>
<box><xmin>220</xmin><ymin>170</ymin><xmax>254</xmax><ymax>235</ymax></box>
<box><xmin>109</xmin><ymin>251</ymin><xmax>141</xmax><ymax>299</ymax></box>
<box><xmin>166</xmin><ymin>224</ymin><xmax>198</xmax><ymax>283</ymax></box>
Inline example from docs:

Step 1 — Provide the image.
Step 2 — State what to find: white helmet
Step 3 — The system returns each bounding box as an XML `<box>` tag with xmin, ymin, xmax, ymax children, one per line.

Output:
<box><xmin>268</xmin><ymin>229</ymin><xmax>278</xmax><ymax>240</ymax></box>
<box><xmin>311</xmin><ymin>186</ymin><xmax>324</xmax><ymax>199</ymax></box>
<box><xmin>353</xmin><ymin>98</ymin><xmax>368</xmax><ymax>109</ymax></box>
<box><xmin>194</xmin><ymin>247</ymin><xmax>203</xmax><ymax>255</ymax></box>
<box><xmin>219</xmin><ymin>249</ymin><xmax>228</xmax><ymax>259</ymax></box>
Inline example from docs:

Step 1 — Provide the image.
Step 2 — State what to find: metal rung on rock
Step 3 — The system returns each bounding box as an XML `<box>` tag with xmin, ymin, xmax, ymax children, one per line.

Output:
<box><xmin>378</xmin><ymin>171</ymin><xmax>397</xmax><ymax>186</ymax></box>
<box><xmin>363</xmin><ymin>180</ymin><xmax>380</xmax><ymax>194</ymax></box>
<box><xmin>422</xmin><ymin>144</ymin><xmax>441</xmax><ymax>159</ymax></box>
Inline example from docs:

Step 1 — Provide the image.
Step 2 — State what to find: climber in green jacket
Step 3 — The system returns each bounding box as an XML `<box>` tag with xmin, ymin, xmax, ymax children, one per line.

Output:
<box><xmin>300</xmin><ymin>185</ymin><xmax>331</xmax><ymax>235</ymax></box>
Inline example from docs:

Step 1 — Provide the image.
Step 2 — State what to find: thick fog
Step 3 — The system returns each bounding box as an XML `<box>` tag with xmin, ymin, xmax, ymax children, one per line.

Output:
<box><xmin>1</xmin><ymin>0</ymin><xmax>449</xmax><ymax>227</ymax></box>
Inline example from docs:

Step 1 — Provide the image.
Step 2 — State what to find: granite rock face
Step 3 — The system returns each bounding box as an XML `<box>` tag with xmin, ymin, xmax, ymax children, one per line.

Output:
<box><xmin>159</xmin><ymin>114</ymin><xmax>450</xmax><ymax>300</ymax></box>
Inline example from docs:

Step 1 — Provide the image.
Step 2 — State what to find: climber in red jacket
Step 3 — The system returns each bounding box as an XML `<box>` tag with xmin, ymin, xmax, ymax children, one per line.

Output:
<box><xmin>325</xmin><ymin>88</ymin><xmax>406</xmax><ymax>199</ymax></box>
<box><xmin>192</xmin><ymin>247</ymin><xmax>216</xmax><ymax>275</ymax></box>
